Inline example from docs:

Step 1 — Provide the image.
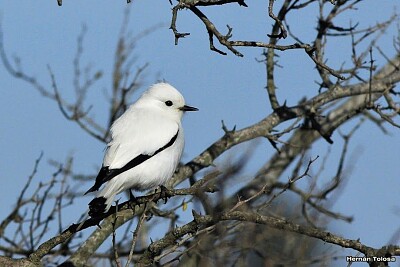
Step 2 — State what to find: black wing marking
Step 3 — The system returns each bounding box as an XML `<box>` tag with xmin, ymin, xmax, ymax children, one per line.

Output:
<box><xmin>84</xmin><ymin>129</ymin><xmax>179</xmax><ymax>195</ymax></box>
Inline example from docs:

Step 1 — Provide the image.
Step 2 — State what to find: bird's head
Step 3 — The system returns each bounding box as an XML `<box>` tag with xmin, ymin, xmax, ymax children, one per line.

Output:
<box><xmin>138</xmin><ymin>83</ymin><xmax>198</xmax><ymax>121</ymax></box>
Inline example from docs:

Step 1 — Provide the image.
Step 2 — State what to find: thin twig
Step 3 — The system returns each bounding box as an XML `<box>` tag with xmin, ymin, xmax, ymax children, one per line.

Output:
<box><xmin>125</xmin><ymin>203</ymin><xmax>150</xmax><ymax>267</ymax></box>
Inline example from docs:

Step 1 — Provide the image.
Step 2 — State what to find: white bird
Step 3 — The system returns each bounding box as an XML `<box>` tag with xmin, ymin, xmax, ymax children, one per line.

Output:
<box><xmin>85</xmin><ymin>83</ymin><xmax>198</xmax><ymax>217</ymax></box>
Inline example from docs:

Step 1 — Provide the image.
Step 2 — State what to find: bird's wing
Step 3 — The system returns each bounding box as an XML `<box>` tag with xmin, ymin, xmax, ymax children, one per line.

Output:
<box><xmin>85</xmin><ymin>108</ymin><xmax>180</xmax><ymax>194</ymax></box>
<box><xmin>106</xmin><ymin>108</ymin><xmax>180</xmax><ymax>168</ymax></box>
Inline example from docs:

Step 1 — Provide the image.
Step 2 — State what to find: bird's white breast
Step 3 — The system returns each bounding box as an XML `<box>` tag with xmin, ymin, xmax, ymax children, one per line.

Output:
<box><xmin>102</xmin><ymin>106</ymin><xmax>185</xmax><ymax>194</ymax></box>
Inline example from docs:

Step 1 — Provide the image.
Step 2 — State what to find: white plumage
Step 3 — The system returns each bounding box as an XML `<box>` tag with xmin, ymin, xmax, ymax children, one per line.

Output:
<box><xmin>85</xmin><ymin>83</ymin><xmax>198</xmax><ymax>217</ymax></box>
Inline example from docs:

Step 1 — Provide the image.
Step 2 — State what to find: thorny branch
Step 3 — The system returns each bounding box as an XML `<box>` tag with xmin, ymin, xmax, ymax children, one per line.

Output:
<box><xmin>167</xmin><ymin>0</ymin><xmax>372</xmax><ymax>80</ymax></box>
<box><xmin>229</xmin><ymin>156</ymin><xmax>319</xmax><ymax>212</ymax></box>
<box><xmin>136</xmin><ymin>210</ymin><xmax>400</xmax><ymax>265</ymax></box>
<box><xmin>124</xmin><ymin>202</ymin><xmax>150</xmax><ymax>267</ymax></box>
<box><xmin>267</xmin><ymin>0</ymin><xmax>288</xmax><ymax>39</ymax></box>
<box><xmin>0</xmin><ymin>153</ymin><xmax>74</xmax><ymax>263</ymax></box>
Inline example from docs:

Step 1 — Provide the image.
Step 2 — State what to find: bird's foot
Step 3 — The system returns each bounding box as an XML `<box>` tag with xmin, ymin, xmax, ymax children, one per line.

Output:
<box><xmin>157</xmin><ymin>185</ymin><xmax>173</xmax><ymax>204</ymax></box>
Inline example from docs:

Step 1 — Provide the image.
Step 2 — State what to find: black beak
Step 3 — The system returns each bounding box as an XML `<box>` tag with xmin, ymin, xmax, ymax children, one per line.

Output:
<box><xmin>180</xmin><ymin>105</ymin><xmax>199</xmax><ymax>112</ymax></box>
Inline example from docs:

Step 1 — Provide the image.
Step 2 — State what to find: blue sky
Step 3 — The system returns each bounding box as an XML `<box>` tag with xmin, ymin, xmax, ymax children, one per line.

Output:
<box><xmin>0</xmin><ymin>1</ymin><xmax>399</xmax><ymax>264</ymax></box>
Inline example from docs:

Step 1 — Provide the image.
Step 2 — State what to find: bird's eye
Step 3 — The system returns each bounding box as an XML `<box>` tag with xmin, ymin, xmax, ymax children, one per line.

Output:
<box><xmin>165</xmin><ymin>100</ymin><xmax>173</xmax><ymax>107</ymax></box>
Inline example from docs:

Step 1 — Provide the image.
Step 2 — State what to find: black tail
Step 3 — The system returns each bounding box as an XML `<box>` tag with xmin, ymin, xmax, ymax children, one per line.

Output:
<box><xmin>88</xmin><ymin>197</ymin><xmax>107</xmax><ymax>218</ymax></box>
<box><xmin>84</xmin><ymin>167</ymin><xmax>110</xmax><ymax>195</ymax></box>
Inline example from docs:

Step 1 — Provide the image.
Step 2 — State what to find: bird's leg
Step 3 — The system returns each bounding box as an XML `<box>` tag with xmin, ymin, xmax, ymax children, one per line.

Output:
<box><xmin>128</xmin><ymin>189</ymin><xmax>138</xmax><ymax>211</ymax></box>
<box><xmin>129</xmin><ymin>189</ymin><xmax>137</xmax><ymax>201</ymax></box>
<box><xmin>157</xmin><ymin>185</ymin><xmax>173</xmax><ymax>204</ymax></box>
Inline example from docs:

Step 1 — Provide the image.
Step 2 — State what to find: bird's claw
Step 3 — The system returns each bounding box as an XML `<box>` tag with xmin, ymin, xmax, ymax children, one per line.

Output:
<box><xmin>157</xmin><ymin>185</ymin><xmax>173</xmax><ymax>204</ymax></box>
